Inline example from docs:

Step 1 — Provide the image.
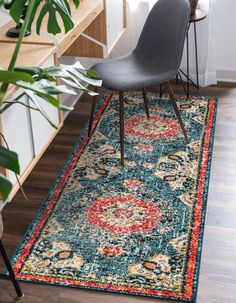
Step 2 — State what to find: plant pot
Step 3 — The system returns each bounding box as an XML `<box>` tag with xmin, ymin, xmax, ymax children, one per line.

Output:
<box><xmin>0</xmin><ymin>213</ymin><xmax>3</xmax><ymax>239</ymax></box>
<box><xmin>189</xmin><ymin>0</ymin><xmax>199</xmax><ymax>16</ymax></box>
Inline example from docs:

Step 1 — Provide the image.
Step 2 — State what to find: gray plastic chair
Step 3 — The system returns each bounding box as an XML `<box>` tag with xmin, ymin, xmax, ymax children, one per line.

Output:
<box><xmin>88</xmin><ymin>0</ymin><xmax>190</xmax><ymax>165</ymax></box>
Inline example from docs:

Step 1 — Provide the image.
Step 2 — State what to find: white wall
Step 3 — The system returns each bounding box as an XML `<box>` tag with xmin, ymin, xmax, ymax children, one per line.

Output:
<box><xmin>212</xmin><ymin>0</ymin><xmax>236</xmax><ymax>82</ymax></box>
<box><xmin>0</xmin><ymin>10</ymin><xmax>11</xmax><ymax>27</ymax></box>
<box><xmin>110</xmin><ymin>0</ymin><xmax>149</xmax><ymax>58</ymax></box>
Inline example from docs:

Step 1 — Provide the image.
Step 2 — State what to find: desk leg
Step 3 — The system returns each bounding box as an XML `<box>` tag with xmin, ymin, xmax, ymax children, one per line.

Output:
<box><xmin>194</xmin><ymin>22</ymin><xmax>199</xmax><ymax>89</ymax></box>
<box><xmin>0</xmin><ymin>240</ymin><xmax>23</xmax><ymax>297</ymax></box>
<box><xmin>187</xmin><ymin>29</ymin><xmax>189</xmax><ymax>99</ymax></box>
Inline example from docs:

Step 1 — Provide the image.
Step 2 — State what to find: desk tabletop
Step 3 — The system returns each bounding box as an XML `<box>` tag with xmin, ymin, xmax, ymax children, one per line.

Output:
<box><xmin>190</xmin><ymin>9</ymin><xmax>207</xmax><ymax>23</ymax></box>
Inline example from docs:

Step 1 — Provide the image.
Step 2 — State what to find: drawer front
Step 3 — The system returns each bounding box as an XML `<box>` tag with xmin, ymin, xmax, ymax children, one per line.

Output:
<box><xmin>1</xmin><ymin>91</ymin><xmax>34</xmax><ymax>185</ymax></box>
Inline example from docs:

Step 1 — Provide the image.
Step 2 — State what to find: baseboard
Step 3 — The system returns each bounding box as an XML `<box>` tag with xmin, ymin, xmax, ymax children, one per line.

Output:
<box><xmin>216</xmin><ymin>70</ymin><xmax>236</xmax><ymax>83</ymax></box>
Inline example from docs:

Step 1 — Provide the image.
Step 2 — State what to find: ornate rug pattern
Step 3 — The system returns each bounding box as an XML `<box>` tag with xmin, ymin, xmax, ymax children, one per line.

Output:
<box><xmin>11</xmin><ymin>92</ymin><xmax>217</xmax><ymax>302</ymax></box>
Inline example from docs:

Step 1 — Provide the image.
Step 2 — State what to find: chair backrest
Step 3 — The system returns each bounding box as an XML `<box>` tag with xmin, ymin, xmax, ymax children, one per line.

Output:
<box><xmin>135</xmin><ymin>0</ymin><xmax>190</xmax><ymax>75</ymax></box>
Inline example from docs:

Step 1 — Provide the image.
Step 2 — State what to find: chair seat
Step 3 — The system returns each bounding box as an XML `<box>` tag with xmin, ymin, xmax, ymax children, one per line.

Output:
<box><xmin>93</xmin><ymin>52</ymin><xmax>176</xmax><ymax>91</ymax></box>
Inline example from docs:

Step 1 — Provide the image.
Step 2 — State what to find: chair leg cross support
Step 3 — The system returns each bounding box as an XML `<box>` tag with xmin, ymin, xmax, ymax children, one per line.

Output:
<box><xmin>0</xmin><ymin>240</ymin><xmax>23</xmax><ymax>298</ymax></box>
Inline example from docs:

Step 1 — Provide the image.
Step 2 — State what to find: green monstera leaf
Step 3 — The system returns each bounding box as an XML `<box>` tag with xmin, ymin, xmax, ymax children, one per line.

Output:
<box><xmin>0</xmin><ymin>146</ymin><xmax>20</xmax><ymax>201</ymax></box>
<box><xmin>0</xmin><ymin>62</ymin><xmax>101</xmax><ymax>129</ymax></box>
<box><xmin>0</xmin><ymin>70</ymin><xmax>34</xmax><ymax>84</ymax></box>
<box><xmin>6</xmin><ymin>0</ymin><xmax>80</xmax><ymax>35</ymax></box>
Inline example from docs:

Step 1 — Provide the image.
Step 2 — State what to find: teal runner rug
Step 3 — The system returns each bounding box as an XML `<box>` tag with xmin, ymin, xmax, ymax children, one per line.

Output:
<box><xmin>11</xmin><ymin>92</ymin><xmax>217</xmax><ymax>302</ymax></box>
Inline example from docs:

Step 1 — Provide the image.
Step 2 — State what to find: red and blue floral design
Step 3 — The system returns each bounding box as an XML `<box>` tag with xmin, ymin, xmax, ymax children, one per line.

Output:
<box><xmin>86</xmin><ymin>195</ymin><xmax>162</xmax><ymax>234</ymax></box>
<box><xmin>10</xmin><ymin>92</ymin><xmax>217</xmax><ymax>303</ymax></box>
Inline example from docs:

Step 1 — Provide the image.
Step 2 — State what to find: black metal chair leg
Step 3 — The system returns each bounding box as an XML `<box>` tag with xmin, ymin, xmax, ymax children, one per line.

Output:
<box><xmin>119</xmin><ymin>91</ymin><xmax>125</xmax><ymax>166</ymax></box>
<box><xmin>166</xmin><ymin>82</ymin><xmax>189</xmax><ymax>144</ymax></box>
<box><xmin>142</xmin><ymin>89</ymin><xmax>150</xmax><ymax>118</ymax></box>
<box><xmin>0</xmin><ymin>240</ymin><xmax>23</xmax><ymax>298</ymax></box>
<box><xmin>88</xmin><ymin>86</ymin><xmax>99</xmax><ymax>138</ymax></box>
<box><xmin>159</xmin><ymin>83</ymin><xmax>163</xmax><ymax>97</ymax></box>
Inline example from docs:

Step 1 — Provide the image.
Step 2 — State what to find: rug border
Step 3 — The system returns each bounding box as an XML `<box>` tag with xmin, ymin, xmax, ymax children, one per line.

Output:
<box><xmin>8</xmin><ymin>92</ymin><xmax>218</xmax><ymax>303</ymax></box>
<box><xmin>191</xmin><ymin>96</ymin><xmax>218</xmax><ymax>303</ymax></box>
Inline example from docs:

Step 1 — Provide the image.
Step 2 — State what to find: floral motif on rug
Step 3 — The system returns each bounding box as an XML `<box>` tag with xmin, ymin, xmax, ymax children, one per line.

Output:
<box><xmin>11</xmin><ymin>92</ymin><xmax>217</xmax><ymax>302</ymax></box>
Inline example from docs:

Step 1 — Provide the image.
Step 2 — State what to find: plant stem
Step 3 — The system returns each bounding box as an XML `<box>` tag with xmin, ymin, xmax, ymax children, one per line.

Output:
<box><xmin>0</xmin><ymin>92</ymin><xmax>25</xmax><ymax>114</ymax></box>
<box><xmin>3</xmin><ymin>101</ymin><xmax>39</xmax><ymax>112</ymax></box>
<box><xmin>0</xmin><ymin>91</ymin><xmax>41</xmax><ymax>114</ymax></box>
<box><xmin>0</xmin><ymin>0</ymin><xmax>37</xmax><ymax>106</ymax></box>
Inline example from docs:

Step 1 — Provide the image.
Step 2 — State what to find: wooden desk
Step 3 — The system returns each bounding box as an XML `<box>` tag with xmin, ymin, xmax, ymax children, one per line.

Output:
<box><xmin>0</xmin><ymin>0</ymin><xmax>127</xmax><ymax>201</ymax></box>
<box><xmin>0</xmin><ymin>0</ymin><xmax>127</xmax><ymax>58</ymax></box>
